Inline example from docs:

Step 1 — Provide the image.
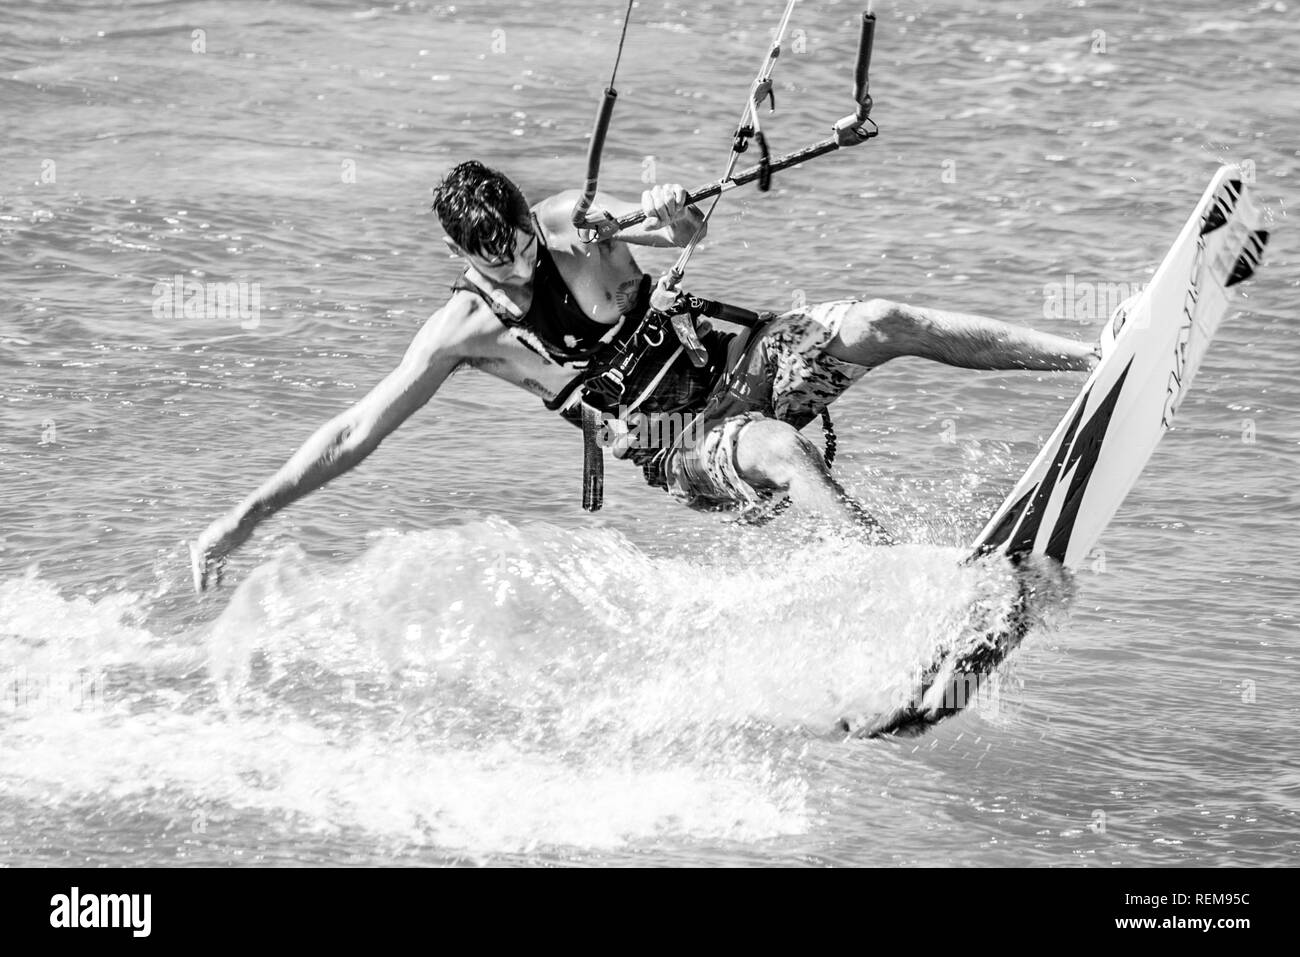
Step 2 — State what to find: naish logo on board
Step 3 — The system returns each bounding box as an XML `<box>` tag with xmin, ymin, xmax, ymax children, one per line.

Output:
<box><xmin>1163</xmin><ymin>177</ymin><xmax>1267</xmax><ymax>431</ymax></box>
<box><xmin>49</xmin><ymin>887</ymin><xmax>151</xmax><ymax>937</ymax></box>
<box><xmin>1162</xmin><ymin>180</ymin><xmax>1241</xmax><ymax>431</ymax></box>
<box><xmin>1162</xmin><ymin>234</ymin><xmax>1204</xmax><ymax>431</ymax></box>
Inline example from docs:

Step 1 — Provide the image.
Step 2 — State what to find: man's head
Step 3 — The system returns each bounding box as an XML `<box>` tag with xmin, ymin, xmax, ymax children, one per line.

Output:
<box><xmin>433</xmin><ymin>160</ymin><xmax>537</xmax><ymax>284</ymax></box>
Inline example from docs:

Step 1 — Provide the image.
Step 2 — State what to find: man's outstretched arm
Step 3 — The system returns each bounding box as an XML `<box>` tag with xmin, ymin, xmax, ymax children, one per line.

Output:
<box><xmin>189</xmin><ymin>303</ymin><xmax>473</xmax><ymax>592</ymax></box>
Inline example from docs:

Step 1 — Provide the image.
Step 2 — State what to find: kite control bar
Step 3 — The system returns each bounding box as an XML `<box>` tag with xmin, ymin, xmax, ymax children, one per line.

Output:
<box><xmin>574</xmin><ymin>11</ymin><xmax>879</xmax><ymax>241</ymax></box>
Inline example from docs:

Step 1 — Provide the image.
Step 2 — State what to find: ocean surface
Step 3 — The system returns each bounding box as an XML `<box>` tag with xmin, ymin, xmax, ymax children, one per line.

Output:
<box><xmin>1</xmin><ymin>0</ymin><xmax>1296</xmax><ymax>866</ymax></box>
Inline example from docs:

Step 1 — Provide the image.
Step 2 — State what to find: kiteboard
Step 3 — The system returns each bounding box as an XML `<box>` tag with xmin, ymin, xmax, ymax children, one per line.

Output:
<box><xmin>858</xmin><ymin>165</ymin><xmax>1270</xmax><ymax>736</ymax></box>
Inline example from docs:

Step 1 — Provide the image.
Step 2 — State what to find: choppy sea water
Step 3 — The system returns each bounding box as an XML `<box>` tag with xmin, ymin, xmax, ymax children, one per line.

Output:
<box><xmin>1</xmin><ymin>0</ymin><xmax>1296</xmax><ymax>866</ymax></box>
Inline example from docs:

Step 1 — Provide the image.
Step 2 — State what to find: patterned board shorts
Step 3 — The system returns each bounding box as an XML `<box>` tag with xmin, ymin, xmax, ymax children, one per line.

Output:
<box><xmin>650</xmin><ymin>299</ymin><xmax>868</xmax><ymax>513</ymax></box>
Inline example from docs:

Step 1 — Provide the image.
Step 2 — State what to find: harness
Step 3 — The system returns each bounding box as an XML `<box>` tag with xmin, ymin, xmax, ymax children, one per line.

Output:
<box><xmin>456</xmin><ymin>235</ymin><xmax>842</xmax><ymax>506</ymax></box>
<box><xmin>562</xmin><ymin>0</ymin><xmax>882</xmax><ymax>510</ymax></box>
<box><xmin>456</xmin><ymin>248</ymin><xmax>741</xmax><ymax>409</ymax></box>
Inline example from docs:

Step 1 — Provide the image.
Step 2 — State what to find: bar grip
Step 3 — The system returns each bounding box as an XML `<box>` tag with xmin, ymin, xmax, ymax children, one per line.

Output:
<box><xmin>601</xmin><ymin>134</ymin><xmax>847</xmax><ymax>235</ymax></box>
<box><xmin>687</xmin><ymin>295</ymin><xmax>763</xmax><ymax>328</ymax></box>
<box><xmin>573</xmin><ymin>88</ymin><xmax>618</xmax><ymax>229</ymax></box>
<box><xmin>852</xmin><ymin>12</ymin><xmax>876</xmax><ymax>121</ymax></box>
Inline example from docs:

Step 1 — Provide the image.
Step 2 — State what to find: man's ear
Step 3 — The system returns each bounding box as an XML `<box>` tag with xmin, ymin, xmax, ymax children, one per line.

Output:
<box><xmin>442</xmin><ymin>235</ymin><xmax>464</xmax><ymax>258</ymax></box>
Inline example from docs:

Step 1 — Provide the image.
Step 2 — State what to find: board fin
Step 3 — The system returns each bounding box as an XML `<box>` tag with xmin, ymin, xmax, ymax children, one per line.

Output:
<box><xmin>1225</xmin><ymin>229</ymin><xmax>1269</xmax><ymax>287</ymax></box>
<box><xmin>1199</xmin><ymin>178</ymin><xmax>1241</xmax><ymax>235</ymax></box>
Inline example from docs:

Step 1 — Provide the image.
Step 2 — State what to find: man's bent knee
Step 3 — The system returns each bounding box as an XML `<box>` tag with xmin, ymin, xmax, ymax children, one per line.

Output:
<box><xmin>827</xmin><ymin>298</ymin><xmax>914</xmax><ymax>367</ymax></box>
<box><xmin>733</xmin><ymin>418</ymin><xmax>824</xmax><ymax>490</ymax></box>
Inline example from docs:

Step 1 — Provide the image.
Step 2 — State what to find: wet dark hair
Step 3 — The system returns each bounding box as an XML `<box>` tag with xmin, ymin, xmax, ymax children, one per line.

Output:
<box><xmin>432</xmin><ymin>160</ymin><xmax>533</xmax><ymax>260</ymax></box>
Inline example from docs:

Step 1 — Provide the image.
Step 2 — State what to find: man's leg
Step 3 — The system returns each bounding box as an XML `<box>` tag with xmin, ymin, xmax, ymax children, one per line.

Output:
<box><xmin>825</xmin><ymin>298</ymin><xmax>1099</xmax><ymax>371</ymax></box>
<box><xmin>732</xmin><ymin>418</ymin><xmax>893</xmax><ymax>542</ymax></box>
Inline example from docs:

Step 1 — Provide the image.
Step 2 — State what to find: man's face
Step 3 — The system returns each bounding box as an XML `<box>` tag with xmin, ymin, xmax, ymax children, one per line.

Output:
<box><xmin>449</xmin><ymin>227</ymin><xmax>538</xmax><ymax>286</ymax></box>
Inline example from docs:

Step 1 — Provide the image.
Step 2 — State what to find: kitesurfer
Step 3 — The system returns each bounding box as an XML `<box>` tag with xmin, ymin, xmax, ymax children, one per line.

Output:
<box><xmin>189</xmin><ymin>160</ymin><xmax>1098</xmax><ymax>590</ymax></box>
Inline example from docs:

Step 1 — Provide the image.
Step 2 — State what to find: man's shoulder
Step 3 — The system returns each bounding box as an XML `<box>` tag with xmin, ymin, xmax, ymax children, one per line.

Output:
<box><xmin>417</xmin><ymin>289</ymin><xmax>505</xmax><ymax>351</ymax></box>
<box><xmin>532</xmin><ymin>192</ymin><xmax>584</xmax><ymax>246</ymax></box>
